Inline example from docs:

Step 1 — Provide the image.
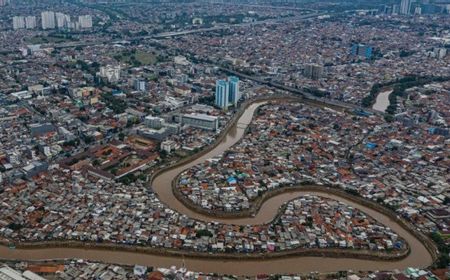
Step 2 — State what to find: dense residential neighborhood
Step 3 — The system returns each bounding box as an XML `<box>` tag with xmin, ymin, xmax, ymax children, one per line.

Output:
<box><xmin>0</xmin><ymin>0</ymin><xmax>449</xmax><ymax>278</ymax></box>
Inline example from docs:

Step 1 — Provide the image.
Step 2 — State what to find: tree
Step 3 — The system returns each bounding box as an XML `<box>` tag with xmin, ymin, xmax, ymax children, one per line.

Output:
<box><xmin>430</xmin><ymin>232</ymin><xmax>450</xmax><ymax>268</ymax></box>
<box><xmin>444</xmin><ymin>196</ymin><xmax>450</xmax><ymax>205</ymax></box>
<box><xmin>118</xmin><ymin>132</ymin><xmax>125</xmax><ymax>141</ymax></box>
<box><xmin>196</xmin><ymin>229</ymin><xmax>213</xmax><ymax>238</ymax></box>
<box><xmin>384</xmin><ymin>114</ymin><xmax>394</xmax><ymax>122</ymax></box>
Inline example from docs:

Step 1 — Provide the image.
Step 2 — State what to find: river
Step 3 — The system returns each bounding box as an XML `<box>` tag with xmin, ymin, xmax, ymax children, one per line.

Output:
<box><xmin>372</xmin><ymin>89</ymin><xmax>393</xmax><ymax>112</ymax></box>
<box><xmin>0</xmin><ymin>101</ymin><xmax>433</xmax><ymax>275</ymax></box>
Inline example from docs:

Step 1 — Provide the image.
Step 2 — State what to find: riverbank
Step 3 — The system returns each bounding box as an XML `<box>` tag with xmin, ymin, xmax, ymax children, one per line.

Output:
<box><xmin>165</xmin><ymin>98</ymin><xmax>437</xmax><ymax>266</ymax></box>
<box><xmin>171</xmin><ymin>178</ymin><xmax>437</xmax><ymax>260</ymax></box>
<box><xmin>150</xmin><ymin>95</ymin><xmax>435</xmax><ymax>266</ymax></box>
<box><xmin>148</xmin><ymin>94</ymin><xmax>305</xmax><ymax>190</ymax></box>
<box><xmin>157</xmin><ymin>96</ymin><xmax>436</xmax><ymax>264</ymax></box>
<box><xmin>0</xmin><ymin>96</ymin><xmax>437</xmax><ymax>275</ymax></box>
<box><xmin>0</xmin><ymin>238</ymin><xmax>410</xmax><ymax>262</ymax></box>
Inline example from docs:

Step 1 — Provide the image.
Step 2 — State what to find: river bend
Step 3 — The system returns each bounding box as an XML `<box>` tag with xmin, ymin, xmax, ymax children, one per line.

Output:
<box><xmin>0</xmin><ymin>101</ymin><xmax>433</xmax><ymax>275</ymax></box>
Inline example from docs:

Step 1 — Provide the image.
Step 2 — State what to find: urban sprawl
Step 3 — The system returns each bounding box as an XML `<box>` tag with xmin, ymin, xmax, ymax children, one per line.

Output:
<box><xmin>0</xmin><ymin>0</ymin><xmax>449</xmax><ymax>279</ymax></box>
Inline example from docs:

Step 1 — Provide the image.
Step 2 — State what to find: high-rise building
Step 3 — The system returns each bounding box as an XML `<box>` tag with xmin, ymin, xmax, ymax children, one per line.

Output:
<box><xmin>381</xmin><ymin>5</ymin><xmax>393</xmax><ymax>14</ymax></box>
<box><xmin>0</xmin><ymin>0</ymin><xmax>10</xmax><ymax>7</ymax></box>
<box><xmin>12</xmin><ymin>16</ymin><xmax>26</xmax><ymax>30</ymax></box>
<box><xmin>303</xmin><ymin>64</ymin><xmax>323</xmax><ymax>80</ymax></box>
<box><xmin>400</xmin><ymin>0</ymin><xmax>412</xmax><ymax>14</ymax></box>
<box><xmin>392</xmin><ymin>4</ymin><xmax>400</xmax><ymax>14</ymax></box>
<box><xmin>55</xmin><ymin>12</ymin><xmax>70</xmax><ymax>29</ymax></box>
<box><xmin>99</xmin><ymin>65</ymin><xmax>121</xmax><ymax>83</ymax></box>
<box><xmin>414</xmin><ymin>6</ymin><xmax>422</xmax><ymax>14</ymax></box>
<box><xmin>228</xmin><ymin>76</ymin><xmax>240</xmax><ymax>106</ymax></box>
<box><xmin>55</xmin><ymin>12</ymin><xmax>64</xmax><ymax>28</ymax></box>
<box><xmin>78</xmin><ymin>15</ymin><xmax>93</xmax><ymax>29</ymax></box>
<box><xmin>25</xmin><ymin>16</ymin><xmax>37</xmax><ymax>29</ymax></box>
<box><xmin>41</xmin><ymin>11</ymin><xmax>56</xmax><ymax>29</ymax></box>
<box><xmin>215</xmin><ymin>80</ymin><xmax>229</xmax><ymax>110</ymax></box>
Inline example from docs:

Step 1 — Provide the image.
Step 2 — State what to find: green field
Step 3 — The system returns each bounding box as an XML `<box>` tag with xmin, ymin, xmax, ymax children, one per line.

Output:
<box><xmin>114</xmin><ymin>50</ymin><xmax>157</xmax><ymax>66</ymax></box>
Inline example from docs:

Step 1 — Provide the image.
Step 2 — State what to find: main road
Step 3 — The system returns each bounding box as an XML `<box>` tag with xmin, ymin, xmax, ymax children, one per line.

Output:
<box><xmin>0</xmin><ymin>99</ymin><xmax>435</xmax><ymax>276</ymax></box>
<box><xmin>0</xmin><ymin>12</ymin><xmax>323</xmax><ymax>54</ymax></box>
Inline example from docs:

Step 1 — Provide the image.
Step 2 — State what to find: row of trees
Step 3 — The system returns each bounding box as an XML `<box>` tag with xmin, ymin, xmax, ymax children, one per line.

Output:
<box><xmin>430</xmin><ymin>232</ymin><xmax>450</xmax><ymax>268</ymax></box>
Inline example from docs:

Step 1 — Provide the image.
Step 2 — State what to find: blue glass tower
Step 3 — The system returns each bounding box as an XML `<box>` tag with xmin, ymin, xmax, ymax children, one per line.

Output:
<box><xmin>365</xmin><ymin>46</ymin><xmax>373</xmax><ymax>59</ymax></box>
<box><xmin>215</xmin><ymin>80</ymin><xmax>229</xmax><ymax>110</ymax></box>
<box><xmin>228</xmin><ymin>76</ymin><xmax>240</xmax><ymax>106</ymax></box>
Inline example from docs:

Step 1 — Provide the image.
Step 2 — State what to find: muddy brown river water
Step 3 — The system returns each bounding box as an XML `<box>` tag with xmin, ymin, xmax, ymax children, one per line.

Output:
<box><xmin>0</xmin><ymin>102</ymin><xmax>433</xmax><ymax>275</ymax></box>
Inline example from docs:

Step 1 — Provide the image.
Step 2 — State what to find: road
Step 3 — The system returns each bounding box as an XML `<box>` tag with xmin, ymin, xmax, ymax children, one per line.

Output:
<box><xmin>218</xmin><ymin>67</ymin><xmax>380</xmax><ymax>115</ymax></box>
<box><xmin>152</xmin><ymin>12</ymin><xmax>323</xmax><ymax>38</ymax></box>
<box><xmin>0</xmin><ymin>12</ymin><xmax>324</xmax><ymax>54</ymax></box>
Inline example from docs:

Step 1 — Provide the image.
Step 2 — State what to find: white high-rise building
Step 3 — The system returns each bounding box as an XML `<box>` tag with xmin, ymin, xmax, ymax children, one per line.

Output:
<box><xmin>400</xmin><ymin>0</ymin><xmax>412</xmax><ymax>14</ymax></box>
<box><xmin>25</xmin><ymin>16</ymin><xmax>37</xmax><ymax>29</ymax></box>
<box><xmin>12</xmin><ymin>16</ymin><xmax>26</xmax><ymax>30</ymax></box>
<box><xmin>41</xmin><ymin>11</ymin><xmax>56</xmax><ymax>29</ymax></box>
<box><xmin>99</xmin><ymin>65</ymin><xmax>121</xmax><ymax>83</ymax></box>
<box><xmin>78</xmin><ymin>15</ymin><xmax>93</xmax><ymax>29</ymax></box>
<box><xmin>55</xmin><ymin>12</ymin><xmax>70</xmax><ymax>29</ymax></box>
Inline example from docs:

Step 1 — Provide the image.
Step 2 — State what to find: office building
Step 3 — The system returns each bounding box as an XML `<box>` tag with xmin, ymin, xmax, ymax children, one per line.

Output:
<box><xmin>78</xmin><ymin>15</ymin><xmax>93</xmax><ymax>28</ymax></box>
<box><xmin>0</xmin><ymin>0</ymin><xmax>10</xmax><ymax>6</ymax></box>
<box><xmin>25</xmin><ymin>16</ymin><xmax>37</xmax><ymax>29</ymax></box>
<box><xmin>228</xmin><ymin>76</ymin><xmax>240</xmax><ymax>106</ymax></box>
<box><xmin>180</xmin><ymin>113</ymin><xmax>219</xmax><ymax>131</ymax></box>
<box><xmin>12</xmin><ymin>16</ymin><xmax>25</xmax><ymax>30</ymax></box>
<box><xmin>351</xmin><ymin>43</ymin><xmax>373</xmax><ymax>59</ymax></box>
<box><xmin>303</xmin><ymin>64</ymin><xmax>323</xmax><ymax>80</ymax></box>
<box><xmin>41</xmin><ymin>11</ymin><xmax>56</xmax><ymax>29</ymax></box>
<box><xmin>400</xmin><ymin>0</ymin><xmax>412</xmax><ymax>14</ymax></box>
<box><xmin>215</xmin><ymin>79</ymin><xmax>229</xmax><ymax>110</ymax></box>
